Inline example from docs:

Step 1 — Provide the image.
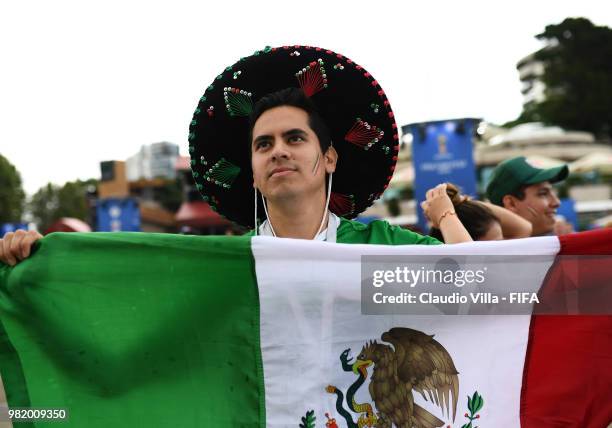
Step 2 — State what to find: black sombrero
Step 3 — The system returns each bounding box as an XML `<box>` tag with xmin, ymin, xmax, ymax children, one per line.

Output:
<box><xmin>188</xmin><ymin>45</ymin><xmax>399</xmax><ymax>228</ymax></box>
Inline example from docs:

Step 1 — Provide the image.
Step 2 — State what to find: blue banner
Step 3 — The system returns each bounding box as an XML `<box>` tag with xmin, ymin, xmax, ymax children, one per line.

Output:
<box><xmin>404</xmin><ymin>119</ymin><xmax>479</xmax><ymax>232</ymax></box>
<box><xmin>1</xmin><ymin>223</ymin><xmax>29</xmax><ymax>235</ymax></box>
<box><xmin>557</xmin><ymin>198</ymin><xmax>578</xmax><ymax>231</ymax></box>
<box><xmin>96</xmin><ymin>198</ymin><xmax>141</xmax><ymax>232</ymax></box>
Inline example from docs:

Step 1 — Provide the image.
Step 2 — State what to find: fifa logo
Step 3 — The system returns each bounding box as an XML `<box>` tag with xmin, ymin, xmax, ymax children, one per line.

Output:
<box><xmin>437</xmin><ymin>134</ymin><xmax>447</xmax><ymax>154</ymax></box>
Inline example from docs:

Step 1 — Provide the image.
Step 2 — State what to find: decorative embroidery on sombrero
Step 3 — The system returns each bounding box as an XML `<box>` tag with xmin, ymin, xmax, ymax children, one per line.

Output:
<box><xmin>330</xmin><ymin>193</ymin><xmax>356</xmax><ymax>218</ymax></box>
<box><xmin>201</xmin><ymin>157</ymin><xmax>240</xmax><ymax>189</ymax></box>
<box><xmin>344</xmin><ymin>118</ymin><xmax>384</xmax><ymax>150</ymax></box>
<box><xmin>223</xmin><ymin>87</ymin><xmax>253</xmax><ymax>117</ymax></box>
<box><xmin>295</xmin><ymin>59</ymin><xmax>328</xmax><ymax>97</ymax></box>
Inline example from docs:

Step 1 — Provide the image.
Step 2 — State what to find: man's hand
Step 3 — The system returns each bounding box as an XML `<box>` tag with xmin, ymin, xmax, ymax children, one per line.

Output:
<box><xmin>0</xmin><ymin>230</ymin><xmax>43</xmax><ymax>266</ymax></box>
<box><xmin>420</xmin><ymin>183</ymin><xmax>455</xmax><ymax>228</ymax></box>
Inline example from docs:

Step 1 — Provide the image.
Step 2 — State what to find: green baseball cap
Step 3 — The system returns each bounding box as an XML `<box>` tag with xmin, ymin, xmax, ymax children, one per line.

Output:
<box><xmin>486</xmin><ymin>156</ymin><xmax>569</xmax><ymax>205</ymax></box>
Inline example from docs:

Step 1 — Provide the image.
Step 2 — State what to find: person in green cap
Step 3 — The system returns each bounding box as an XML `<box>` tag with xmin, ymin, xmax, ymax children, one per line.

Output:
<box><xmin>485</xmin><ymin>156</ymin><xmax>569</xmax><ymax>236</ymax></box>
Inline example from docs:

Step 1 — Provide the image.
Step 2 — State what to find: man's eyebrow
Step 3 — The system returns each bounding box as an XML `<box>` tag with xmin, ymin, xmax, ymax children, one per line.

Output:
<box><xmin>252</xmin><ymin>129</ymin><xmax>307</xmax><ymax>146</ymax></box>
<box><xmin>253</xmin><ymin>134</ymin><xmax>273</xmax><ymax>145</ymax></box>
<box><xmin>282</xmin><ymin>128</ymin><xmax>308</xmax><ymax>138</ymax></box>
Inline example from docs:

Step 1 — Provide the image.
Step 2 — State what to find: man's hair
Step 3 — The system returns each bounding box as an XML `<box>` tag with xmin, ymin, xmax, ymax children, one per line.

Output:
<box><xmin>507</xmin><ymin>185</ymin><xmax>527</xmax><ymax>201</ymax></box>
<box><xmin>248</xmin><ymin>88</ymin><xmax>332</xmax><ymax>153</ymax></box>
<box><xmin>429</xmin><ymin>183</ymin><xmax>500</xmax><ymax>242</ymax></box>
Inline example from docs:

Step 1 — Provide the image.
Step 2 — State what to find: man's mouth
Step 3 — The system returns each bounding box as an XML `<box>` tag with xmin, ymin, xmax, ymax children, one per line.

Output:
<box><xmin>545</xmin><ymin>211</ymin><xmax>557</xmax><ymax>219</ymax></box>
<box><xmin>269</xmin><ymin>167</ymin><xmax>296</xmax><ymax>178</ymax></box>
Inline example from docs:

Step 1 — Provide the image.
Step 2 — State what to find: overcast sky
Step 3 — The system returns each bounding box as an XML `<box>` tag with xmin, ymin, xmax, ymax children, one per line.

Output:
<box><xmin>1</xmin><ymin>0</ymin><xmax>611</xmax><ymax>194</ymax></box>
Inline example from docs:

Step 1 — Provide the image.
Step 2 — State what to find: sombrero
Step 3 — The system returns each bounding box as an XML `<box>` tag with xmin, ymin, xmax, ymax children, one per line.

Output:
<box><xmin>188</xmin><ymin>45</ymin><xmax>399</xmax><ymax>228</ymax></box>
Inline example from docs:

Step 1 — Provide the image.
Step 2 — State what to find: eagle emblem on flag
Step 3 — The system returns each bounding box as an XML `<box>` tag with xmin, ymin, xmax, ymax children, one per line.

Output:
<box><xmin>302</xmin><ymin>327</ymin><xmax>473</xmax><ymax>428</ymax></box>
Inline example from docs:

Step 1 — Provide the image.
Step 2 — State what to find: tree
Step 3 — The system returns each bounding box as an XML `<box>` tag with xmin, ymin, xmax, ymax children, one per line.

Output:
<box><xmin>154</xmin><ymin>178</ymin><xmax>184</xmax><ymax>212</ymax></box>
<box><xmin>0</xmin><ymin>154</ymin><xmax>26</xmax><ymax>223</ymax></box>
<box><xmin>512</xmin><ymin>18</ymin><xmax>612</xmax><ymax>139</ymax></box>
<box><xmin>29</xmin><ymin>179</ymin><xmax>97</xmax><ymax>231</ymax></box>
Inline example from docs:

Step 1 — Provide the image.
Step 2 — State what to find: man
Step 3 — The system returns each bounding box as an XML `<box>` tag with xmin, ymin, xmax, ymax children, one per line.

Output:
<box><xmin>245</xmin><ymin>88</ymin><xmax>471</xmax><ymax>244</ymax></box>
<box><xmin>1</xmin><ymin>46</ymin><xmax>472</xmax><ymax>265</ymax></box>
<box><xmin>486</xmin><ymin>156</ymin><xmax>569</xmax><ymax>236</ymax></box>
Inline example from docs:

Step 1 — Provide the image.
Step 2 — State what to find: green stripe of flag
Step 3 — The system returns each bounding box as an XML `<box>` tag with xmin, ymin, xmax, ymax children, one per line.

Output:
<box><xmin>0</xmin><ymin>232</ymin><xmax>264</xmax><ymax>427</ymax></box>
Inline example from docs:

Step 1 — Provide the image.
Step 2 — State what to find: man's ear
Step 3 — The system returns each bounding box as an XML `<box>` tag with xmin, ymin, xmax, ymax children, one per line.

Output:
<box><xmin>324</xmin><ymin>146</ymin><xmax>338</xmax><ymax>173</ymax></box>
<box><xmin>502</xmin><ymin>194</ymin><xmax>518</xmax><ymax>212</ymax></box>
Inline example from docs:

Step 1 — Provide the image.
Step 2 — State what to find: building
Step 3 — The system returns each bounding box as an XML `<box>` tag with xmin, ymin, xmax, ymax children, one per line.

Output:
<box><xmin>517</xmin><ymin>51</ymin><xmax>547</xmax><ymax>107</ymax></box>
<box><xmin>126</xmin><ymin>142</ymin><xmax>180</xmax><ymax>182</ymax></box>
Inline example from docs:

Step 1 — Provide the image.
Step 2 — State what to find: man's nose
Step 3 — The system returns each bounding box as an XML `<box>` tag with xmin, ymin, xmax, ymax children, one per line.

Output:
<box><xmin>270</xmin><ymin>139</ymin><xmax>290</xmax><ymax>160</ymax></box>
<box><xmin>550</xmin><ymin>191</ymin><xmax>561</xmax><ymax>208</ymax></box>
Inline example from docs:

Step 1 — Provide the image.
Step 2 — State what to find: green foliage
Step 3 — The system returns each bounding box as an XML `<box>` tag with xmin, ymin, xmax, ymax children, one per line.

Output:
<box><xmin>153</xmin><ymin>178</ymin><xmax>184</xmax><ymax>212</ymax></box>
<box><xmin>0</xmin><ymin>154</ymin><xmax>26</xmax><ymax>223</ymax></box>
<box><xmin>387</xmin><ymin>198</ymin><xmax>401</xmax><ymax>217</ymax></box>
<box><xmin>29</xmin><ymin>179</ymin><xmax>97</xmax><ymax>231</ymax></box>
<box><xmin>468</xmin><ymin>391</ymin><xmax>484</xmax><ymax>414</ymax></box>
<box><xmin>461</xmin><ymin>391</ymin><xmax>484</xmax><ymax>428</ymax></box>
<box><xmin>299</xmin><ymin>410</ymin><xmax>316</xmax><ymax>428</ymax></box>
<box><xmin>517</xmin><ymin>18</ymin><xmax>612</xmax><ymax>138</ymax></box>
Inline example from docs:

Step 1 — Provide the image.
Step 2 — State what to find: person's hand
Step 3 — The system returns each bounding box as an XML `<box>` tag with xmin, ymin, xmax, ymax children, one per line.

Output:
<box><xmin>553</xmin><ymin>220</ymin><xmax>574</xmax><ymax>236</ymax></box>
<box><xmin>420</xmin><ymin>183</ymin><xmax>455</xmax><ymax>229</ymax></box>
<box><xmin>0</xmin><ymin>230</ymin><xmax>43</xmax><ymax>266</ymax></box>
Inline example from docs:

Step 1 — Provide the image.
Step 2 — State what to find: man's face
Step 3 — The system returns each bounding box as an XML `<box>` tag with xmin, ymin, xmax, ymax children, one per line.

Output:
<box><xmin>250</xmin><ymin>105</ymin><xmax>336</xmax><ymax>201</ymax></box>
<box><xmin>503</xmin><ymin>181</ymin><xmax>561</xmax><ymax>235</ymax></box>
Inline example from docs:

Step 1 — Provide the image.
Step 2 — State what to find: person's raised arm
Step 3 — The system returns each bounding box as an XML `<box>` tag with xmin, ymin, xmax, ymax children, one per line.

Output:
<box><xmin>479</xmin><ymin>201</ymin><xmax>532</xmax><ymax>239</ymax></box>
<box><xmin>421</xmin><ymin>184</ymin><xmax>472</xmax><ymax>244</ymax></box>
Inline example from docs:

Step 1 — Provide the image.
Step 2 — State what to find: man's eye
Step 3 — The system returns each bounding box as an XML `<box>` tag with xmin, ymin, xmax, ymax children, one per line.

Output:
<box><xmin>256</xmin><ymin>141</ymin><xmax>270</xmax><ymax>150</ymax></box>
<box><xmin>288</xmin><ymin>136</ymin><xmax>304</xmax><ymax>143</ymax></box>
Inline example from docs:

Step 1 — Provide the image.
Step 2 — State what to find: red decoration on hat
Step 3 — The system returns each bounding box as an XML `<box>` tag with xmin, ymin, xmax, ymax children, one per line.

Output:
<box><xmin>296</xmin><ymin>59</ymin><xmax>328</xmax><ymax>97</ymax></box>
<box><xmin>330</xmin><ymin>192</ymin><xmax>356</xmax><ymax>217</ymax></box>
<box><xmin>345</xmin><ymin>118</ymin><xmax>384</xmax><ymax>150</ymax></box>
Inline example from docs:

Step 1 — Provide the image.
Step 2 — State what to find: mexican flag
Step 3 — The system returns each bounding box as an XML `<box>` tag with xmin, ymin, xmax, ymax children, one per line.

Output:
<box><xmin>0</xmin><ymin>229</ymin><xmax>610</xmax><ymax>428</ymax></box>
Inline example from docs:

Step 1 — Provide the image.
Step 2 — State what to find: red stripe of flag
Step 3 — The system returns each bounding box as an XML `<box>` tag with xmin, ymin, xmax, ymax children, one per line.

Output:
<box><xmin>521</xmin><ymin>228</ymin><xmax>612</xmax><ymax>427</ymax></box>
